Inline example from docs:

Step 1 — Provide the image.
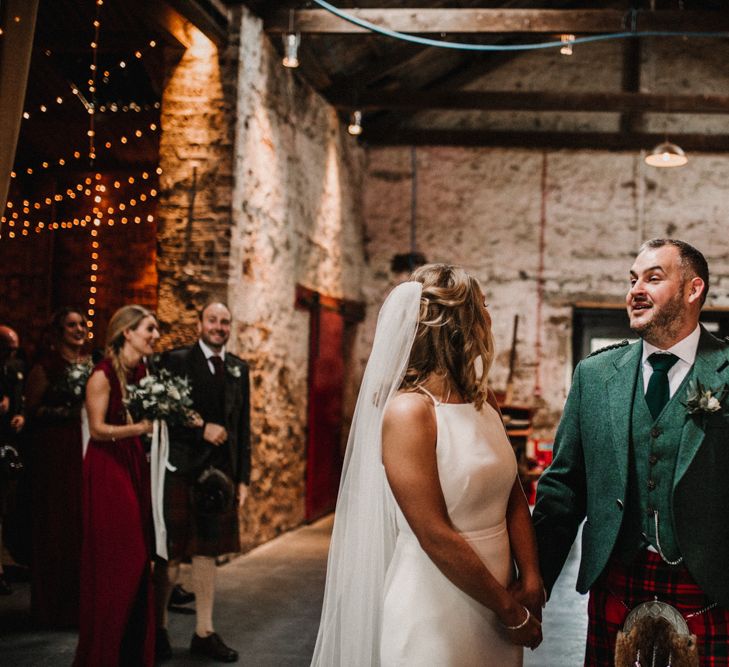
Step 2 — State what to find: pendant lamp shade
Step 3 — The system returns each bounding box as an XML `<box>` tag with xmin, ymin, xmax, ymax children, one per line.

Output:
<box><xmin>645</xmin><ymin>141</ymin><xmax>688</xmax><ymax>168</ymax></box>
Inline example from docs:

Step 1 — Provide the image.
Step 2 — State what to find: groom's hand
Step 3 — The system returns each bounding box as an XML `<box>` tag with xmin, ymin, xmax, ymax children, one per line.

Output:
<box><xmin>508</xmin><ymin>575</ymin><xmax>545</xmax><ymax>622</ymax></box>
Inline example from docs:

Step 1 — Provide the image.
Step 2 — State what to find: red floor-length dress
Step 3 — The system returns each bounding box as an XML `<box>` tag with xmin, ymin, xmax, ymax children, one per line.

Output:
<box><xmin>74</xmin><ymin>358</ymin><xmax>154</xmax><ymax>667</ymax></box>
<box><xmin>30</xmin><ymin>352</ymin><xmax>85</xmax><ymax>628</ymax></box>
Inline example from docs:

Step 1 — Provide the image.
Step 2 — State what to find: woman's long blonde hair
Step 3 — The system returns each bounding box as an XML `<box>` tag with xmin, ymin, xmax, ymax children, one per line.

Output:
<box><xmin>105</xmin><ymin>304</ymin><xmax>155</xmax><ymax>401</ymax></box>
<box><xmin>401</xmin><ymin>264</ymin><xmax>494</xmax><ymax>410</ymax></box>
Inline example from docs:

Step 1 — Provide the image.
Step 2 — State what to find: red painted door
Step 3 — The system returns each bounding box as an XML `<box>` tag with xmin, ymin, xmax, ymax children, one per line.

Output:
<box><xmin>305</xmin><ymin>304</ymin><xmax>345</xmax><ymax>521</ymax></box>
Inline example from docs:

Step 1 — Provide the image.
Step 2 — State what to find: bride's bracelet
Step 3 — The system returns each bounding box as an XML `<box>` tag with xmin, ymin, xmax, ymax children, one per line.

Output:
<box><xmin>501</xmin><ymin>606</ymin><xmax>530</xmax><ymax>631</ymax></box>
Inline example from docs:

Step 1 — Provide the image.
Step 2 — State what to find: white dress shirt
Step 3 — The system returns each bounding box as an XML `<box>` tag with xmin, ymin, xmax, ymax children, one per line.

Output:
<box><xmin>198</xmin><ymin>339</ymin><xmax>226</xmax><ymax>375</ymax></box>
<box><xmin>641</xmin><ymin>324</ymin><xmax>701</xmax><ymax>398</ymax></box>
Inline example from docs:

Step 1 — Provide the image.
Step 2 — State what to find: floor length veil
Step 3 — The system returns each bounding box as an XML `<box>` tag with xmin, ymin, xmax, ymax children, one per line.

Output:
<box><xmin>310</xmin><ymin>281</ymin><xmax>422</xmax><ymax>667</ymax></box>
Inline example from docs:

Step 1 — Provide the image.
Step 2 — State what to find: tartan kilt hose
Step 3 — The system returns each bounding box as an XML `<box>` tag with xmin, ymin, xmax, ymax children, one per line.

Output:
<box><xmin>164</xmin><ymin>471</ymin><xmax>240</xmax><ymax>560</ymax></box>
<box><xmin>586</xmin><ymin>550</ymin><xmax>729</xmax><ymax>667</ymax></box>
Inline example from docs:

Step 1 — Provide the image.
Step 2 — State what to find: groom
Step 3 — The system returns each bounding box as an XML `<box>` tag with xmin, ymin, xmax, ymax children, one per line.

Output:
<box><xmin>534</xmin><ymin>239</ymin><xmax>729</xmax><ymax>665</ymax></box>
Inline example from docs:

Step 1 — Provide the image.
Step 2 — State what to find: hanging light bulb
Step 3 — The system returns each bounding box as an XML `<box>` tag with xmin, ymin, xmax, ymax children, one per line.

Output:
<box><xmin>645</xmin><ymin>141</ymin><xmax>688</xmax><ymax>168</ymax></box>
<box><xmin>560</xmin><ymin>34</ymin><xmax>575</xmax><ymax>56</ymax></box>
<box><xmin>348</xmin><ymin>110</ymin><xmax>363</xmax><ymax>136</ymax></box>
<box><xmin>282</xmin><ymin>32</ymin><xmax>300</xmax><ymax>68</ymax></box>
<box><xmin>282</xmin><ymin>10</ymin><xmax>300</xmax><ymax>68</ymax></box>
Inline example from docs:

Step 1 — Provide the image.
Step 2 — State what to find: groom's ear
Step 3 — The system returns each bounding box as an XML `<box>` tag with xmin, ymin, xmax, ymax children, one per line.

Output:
<box><xmin>687</xmin><ymin>276</ymin><xmax>705</xmax><ymax>305</ymax></box>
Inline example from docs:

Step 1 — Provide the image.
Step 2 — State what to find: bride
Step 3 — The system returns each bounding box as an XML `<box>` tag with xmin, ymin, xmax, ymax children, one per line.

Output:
<box><xmin>311</xmin><ymin>264</ymin><xmax>543</xmax><ymax>666</ymax></box>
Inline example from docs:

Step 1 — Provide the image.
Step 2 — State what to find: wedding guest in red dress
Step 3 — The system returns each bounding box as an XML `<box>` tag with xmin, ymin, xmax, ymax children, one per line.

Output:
<box><xmin>73</xmin><ymin>305</ymin><xmax>159</xmax><ymax>667</ymax></box>
<box><xmin>26</xmin><ymin>307</ymin><xmax>90</xmax><ymax>628</ymax></box>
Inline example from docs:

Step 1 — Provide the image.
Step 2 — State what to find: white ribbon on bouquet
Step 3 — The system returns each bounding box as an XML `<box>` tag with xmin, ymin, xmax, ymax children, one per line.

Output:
<box><xmin>81</xmin><ymin>406</ymin><xmax>90</xmax><ymax>459</ymax></box>
<box><xmin>150</xmin><ymin>419</ymin><xmax>177</xmax><ymax>560</ymax></box>
<box><xmin>81</xmin><ymin>408</ymin><xmax>177</xmax><ymax>559</ymax></box>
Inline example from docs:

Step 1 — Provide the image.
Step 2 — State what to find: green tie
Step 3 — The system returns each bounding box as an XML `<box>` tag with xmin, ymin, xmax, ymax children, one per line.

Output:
<box><xmin>645</xmin><ymin>353</ymin><xmax>679</xmax><ymax>420</ymax></box>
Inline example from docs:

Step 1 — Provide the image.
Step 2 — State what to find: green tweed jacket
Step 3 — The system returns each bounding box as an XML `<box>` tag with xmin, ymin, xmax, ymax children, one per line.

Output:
<box><xmin>533</xmin><ymin>327</ymin><xmax>729</xmax><ymax>608</ymax></box>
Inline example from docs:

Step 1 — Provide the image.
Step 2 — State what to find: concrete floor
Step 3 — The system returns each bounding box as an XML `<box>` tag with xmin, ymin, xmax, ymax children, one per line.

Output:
<box><xmin>0</xmin><ymin>516</ymin><xmax>587</xmax><ymax>666</ymax></box>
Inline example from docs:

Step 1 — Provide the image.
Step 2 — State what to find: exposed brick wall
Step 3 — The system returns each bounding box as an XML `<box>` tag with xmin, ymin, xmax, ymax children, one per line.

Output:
<box><xmin>0</xmin><ymin>173</ymin><xmax>157</xmax><ymax>357</ymax></box>
<box><xmin>156</xmin><ymin>23</ymin><xmax>238</xmax><ymax>348</ymax></box>
<box><xmin>0</xmin><ymin>231</ymin><xmax>54</xmax><ymax>358</ymax></box>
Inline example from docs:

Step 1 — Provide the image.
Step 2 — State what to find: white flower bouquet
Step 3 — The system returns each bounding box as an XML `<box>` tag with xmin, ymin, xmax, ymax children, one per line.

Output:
<box><xmin>125</xmin><ymin>369</ymin><xmax>195</xmax><ymax>427</ymax></box>
<box><xmin>58</xmin><ymin>360</ymin><xmax>94</xmax><ymax>405</ymax></box>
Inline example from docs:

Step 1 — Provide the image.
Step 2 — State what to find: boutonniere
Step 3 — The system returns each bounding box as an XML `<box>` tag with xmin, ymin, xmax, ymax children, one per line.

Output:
<box><xmin>684</xmin><ymin>379</ymin><xmax>728</xmax><ymax>417</ymax></box>
<box><xmin>226</xmin><ymin>364</ymin><xmax>241</xmax><ymax>379</ymax></box>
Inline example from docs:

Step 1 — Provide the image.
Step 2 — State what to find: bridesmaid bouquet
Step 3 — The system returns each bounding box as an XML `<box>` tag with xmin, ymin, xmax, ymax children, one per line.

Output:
<box><xmin>125</xmin><ymin>369</ymin><xmax>195</xmax><ymax>427</ymax></box>
<box><xmin>40</xmin><ymin>360</ymin><xmax>92</xmax><ymax>421</ymax></box>
<box><xmin>125</xmin><ymin>368</ymin><xmax>196</xmax><ymax>561</ymax></box>
<box><xmin>57</xmin><ymin>360</ymin><xmax>94</xmax><ymax>407</ymax></box>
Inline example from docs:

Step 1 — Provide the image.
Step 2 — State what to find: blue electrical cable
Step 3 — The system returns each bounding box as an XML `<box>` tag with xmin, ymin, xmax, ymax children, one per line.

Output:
<box><xmin>311</xmin><ymin>0</ymin><xmax>729</xmax><ymax>52</ymax></box>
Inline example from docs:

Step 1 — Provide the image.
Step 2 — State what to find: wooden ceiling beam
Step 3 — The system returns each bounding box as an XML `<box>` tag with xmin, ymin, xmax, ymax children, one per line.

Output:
<box><xmin>132</xmin><ymin>0</ymin><xmax>230</xmax><ymax>50</ymax></box>
<box><xmin>165</xmin><ymin>0</ymin><xmax>229</xmax><ymax>47</ymax></box>
<box><xmin>265</xmin><ymin>9</ymin><xmax>729</xmax><ymax>34</ymax></box>
<box><xmin>353</xmin><ymin>50</ymin><xmax>521</xmax><ymax>140</ymax></box>
<box><xmin>362</xmin><ymin>129</ymin><xmax>729</xmax><ymax>151</ymax></box>
<box><xmin>329</xmin><ymin>90</ymin><xmax>729</xmax><ymax>114</ymax></box>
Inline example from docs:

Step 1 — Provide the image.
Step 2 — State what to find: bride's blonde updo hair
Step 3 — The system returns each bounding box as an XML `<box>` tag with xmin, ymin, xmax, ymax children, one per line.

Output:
<box><xmin>105</xmin><ymin>304</ymin><xmax>156</xmax><ymax>401</ymax></box>
<box><xmin>401</xmin><ymin>264</ymin><xmax>494</xmax><ymax>410</ymax></box>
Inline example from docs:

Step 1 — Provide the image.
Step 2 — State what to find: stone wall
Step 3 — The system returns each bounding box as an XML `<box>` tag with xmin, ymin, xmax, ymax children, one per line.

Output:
<box><xmin>229</xmin><ymin>9</ymin><xmax>365</xmax><ymax>548</ymax></box>
<box><xmin>154</xmin><ymin>8</ymin><xmax>366</xmax><ymax>550</ymax></box>
<box><xmin>361</xmin><ymin>146</ymin><xmax>729</xmax><ymax>437</ymax></box>
<box><xmin>156</xmin><ymin>23</ymin><xmax>238</xmax><ymax>347</ymax></box>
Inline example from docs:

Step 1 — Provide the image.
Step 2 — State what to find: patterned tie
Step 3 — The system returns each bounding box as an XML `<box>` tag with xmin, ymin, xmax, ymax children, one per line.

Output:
<box><xmin>645</xmin><ymin>353</ymin><xmax>679</xmax><ymax>420</ymax></box>
<box><xmin>210</xmin><ymin>354</ymin><xmax>224</xmax><ymax>379</ymax></box>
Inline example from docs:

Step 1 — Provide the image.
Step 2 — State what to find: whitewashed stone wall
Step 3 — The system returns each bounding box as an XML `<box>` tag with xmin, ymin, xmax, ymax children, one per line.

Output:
<box><xmin>229</xmin><ymin>8</ymin><xmax>366</xmax><ymax>548</ymax></box>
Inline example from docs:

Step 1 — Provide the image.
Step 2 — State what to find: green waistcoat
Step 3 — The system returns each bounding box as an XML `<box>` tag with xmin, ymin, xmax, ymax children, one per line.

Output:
<box><xmin>617</xmin><ymin>366</ymin><xmax>694</xmax><ymax>563</ymax></box>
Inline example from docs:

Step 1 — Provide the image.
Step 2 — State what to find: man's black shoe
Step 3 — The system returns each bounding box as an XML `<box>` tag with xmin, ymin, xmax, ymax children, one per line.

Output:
<box><xmin>169</xmin><ymin>584</ymin><xmax>195</xmax><ymax>606</ymax></box>
<box><xmin>190</xmin><ymin>632</ymin><xmax>238</xmax><ymax>663</ymax></box>
<box><xmin>0</xmin><ymin>574</ymin><xmax>11</xmax><ymax>595</ymax></box>
<box><xmin>155</xmin><ymin>628</ymin><xmax>172</xmax><ymax>662</ymax></box>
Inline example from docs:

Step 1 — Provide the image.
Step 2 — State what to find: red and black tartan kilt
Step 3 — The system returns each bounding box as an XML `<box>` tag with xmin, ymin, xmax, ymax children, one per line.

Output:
<box><xmin>164</xmin><ymin>472</ymin><xmax>240</xmax><ymax>560</ymax></box>
<box><xmin>586</xmin><ymin>550</ymin><xmax>729</xmax><ymax>666</ymax></box>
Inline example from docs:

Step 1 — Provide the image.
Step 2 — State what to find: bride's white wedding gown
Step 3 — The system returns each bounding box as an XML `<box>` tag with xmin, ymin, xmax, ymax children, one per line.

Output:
<box><xmin>380</xmin><ymin>396</ymin><xmax>523</xmax><ymax>666</ymax></box>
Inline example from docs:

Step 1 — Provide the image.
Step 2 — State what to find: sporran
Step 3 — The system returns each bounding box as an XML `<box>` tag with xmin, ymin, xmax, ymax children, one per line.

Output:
<box><xmin>615</xmin><ymin>600</ymin><xmax>699</xmax><ymax>667</ymax></box>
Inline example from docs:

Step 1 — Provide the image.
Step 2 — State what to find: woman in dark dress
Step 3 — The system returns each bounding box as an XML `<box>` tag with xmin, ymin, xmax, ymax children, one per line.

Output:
<box><xmin>73</xmin><ymin>305</ymin><xmax>159</xmax><ymax>667</ymax></box>
<box><xmin>26</xmin><ymin>307</ymin><xmax>90</xmax><ymax>627</ymax></box>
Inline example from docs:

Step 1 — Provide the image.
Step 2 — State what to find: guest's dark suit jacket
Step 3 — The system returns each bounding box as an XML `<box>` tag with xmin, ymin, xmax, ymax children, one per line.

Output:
<box><xmin>162</xmin><ymin>343</ymin><xmax>250</xmax><ymax>485</ymax></box>
<box><xmin>0</xmin><ymin>358</ymin><xmax>25</xmax><ymax>444</ymax></box>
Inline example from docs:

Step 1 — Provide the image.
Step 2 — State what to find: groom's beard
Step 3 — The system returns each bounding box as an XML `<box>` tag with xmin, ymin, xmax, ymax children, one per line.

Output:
<box><xmin>630</xmin><ymin>289</ymin><xmax>686</xmax><ymax>346</ymax></box>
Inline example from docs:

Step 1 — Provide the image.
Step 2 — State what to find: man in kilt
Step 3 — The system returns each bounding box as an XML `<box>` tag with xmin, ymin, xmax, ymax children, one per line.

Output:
<box><xmin>534</xmin><ymin>239</ymin><xmax>729</xmax><ymax>666</ymax></box>
<box><xmin>154</xmin><ymin>302</ymin><xmax>250</xmax><ymax>662</ymax></box>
